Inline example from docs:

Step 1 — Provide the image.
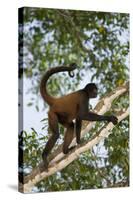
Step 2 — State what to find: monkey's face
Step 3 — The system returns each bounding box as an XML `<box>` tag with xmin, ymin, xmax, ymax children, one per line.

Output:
<box><xmin>84</xmin><ymin>83</ymin><xmax>98</xmax><ymax>98</ymax></box>
<box><xmin>90</xmin><ymin>87</ymin><xmax>98</xmax><ymax>98</ymax></box>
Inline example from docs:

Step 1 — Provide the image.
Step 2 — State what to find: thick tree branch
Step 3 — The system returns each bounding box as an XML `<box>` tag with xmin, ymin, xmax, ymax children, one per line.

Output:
<box><xmin>20</xmin><ymin>82</ymin><xmax>129</xmax><ymax>192</ymax></box>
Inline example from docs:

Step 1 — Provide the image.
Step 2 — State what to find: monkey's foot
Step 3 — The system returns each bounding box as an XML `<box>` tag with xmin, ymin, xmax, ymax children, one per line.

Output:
<box><xmin>39</xmin><ymin>157</ymin><xmax>49</xmax><ymax>172</ymax></box>
<box><xmin>68</xmin><ymin>146</ymin><xmax>76</xmax><ymax>152</ymax></box>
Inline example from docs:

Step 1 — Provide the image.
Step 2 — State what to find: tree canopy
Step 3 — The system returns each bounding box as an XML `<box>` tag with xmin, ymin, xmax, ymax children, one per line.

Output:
<box><xmin>19</xmin><ymin>7</ymin><xmax>129</xmax><ymax>192</ymax></box>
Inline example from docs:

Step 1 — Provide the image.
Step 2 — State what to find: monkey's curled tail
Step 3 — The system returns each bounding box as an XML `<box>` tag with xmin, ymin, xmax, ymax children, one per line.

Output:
<box><xmin>40</xmin><ymin>63</ymin><xmax>77</xmax><ymax>106</ymax></box>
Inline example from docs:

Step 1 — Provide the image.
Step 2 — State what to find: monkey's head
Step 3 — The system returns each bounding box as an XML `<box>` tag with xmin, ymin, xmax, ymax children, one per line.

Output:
<box><xmin>84</xmin><ymin>83</ymin><xmax>98</xmax><ymax>98</ymax></box>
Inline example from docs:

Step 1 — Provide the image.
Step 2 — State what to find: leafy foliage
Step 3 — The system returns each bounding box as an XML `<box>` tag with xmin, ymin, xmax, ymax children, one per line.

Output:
<box><xmin>19</xmin><ymin>8</ymin><xmax>129</xmax><ymax>191</ymax></box>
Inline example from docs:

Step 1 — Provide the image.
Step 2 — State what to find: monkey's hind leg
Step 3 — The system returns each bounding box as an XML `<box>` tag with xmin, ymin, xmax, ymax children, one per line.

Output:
<box><xmin>42</xmin><ymin>111</ymin><xmax>59</xmax><ymax>170</ymax></box>
<box><xmin>63</xmin><ymin>122</ymin><xmax>75</xmax><ymax>154</ymax></box>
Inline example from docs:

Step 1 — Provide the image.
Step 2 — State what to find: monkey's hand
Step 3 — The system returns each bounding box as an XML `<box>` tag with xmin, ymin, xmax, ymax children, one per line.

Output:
<box><xmin>77</xmin><ymin>140</ymin><xmax>81</xmax><ymax>145</ymax></box>
<box><xmin>109</xmin><ymin>115</ymin><xmax>118</xmax><ymax>125</ymax></box>
<box><xmin>76</xmin><ymin>138</ymin><xmax>84</xmax><ymax>145</ymax></box>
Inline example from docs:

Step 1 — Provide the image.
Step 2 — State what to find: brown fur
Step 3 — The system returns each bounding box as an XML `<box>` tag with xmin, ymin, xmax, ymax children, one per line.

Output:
<box><xmin>40</xmin><ymin>64</ymin><xmax>118</xmax><ymax>169</ymax></box>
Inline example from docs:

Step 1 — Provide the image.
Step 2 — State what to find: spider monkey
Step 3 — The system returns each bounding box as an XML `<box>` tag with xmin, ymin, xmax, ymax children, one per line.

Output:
<box><xmin>40</xmin><ymin>63</ymin><xmax>118</xmax><ymax>169</ymax></box>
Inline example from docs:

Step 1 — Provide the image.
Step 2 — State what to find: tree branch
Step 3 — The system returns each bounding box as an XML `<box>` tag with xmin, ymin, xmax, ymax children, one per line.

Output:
<box><xmin>19</xmin><ymin>82</ymin><xmax>129</xmax><ymax>192</ymax></box>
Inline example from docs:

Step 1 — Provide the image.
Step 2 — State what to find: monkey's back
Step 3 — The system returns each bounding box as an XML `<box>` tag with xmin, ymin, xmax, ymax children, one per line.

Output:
<box><xmin>50</xmin><ymin>90</ymin><xmax>87</xmax><ymax>123</ymax></box>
